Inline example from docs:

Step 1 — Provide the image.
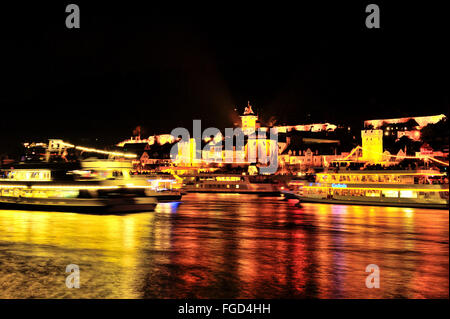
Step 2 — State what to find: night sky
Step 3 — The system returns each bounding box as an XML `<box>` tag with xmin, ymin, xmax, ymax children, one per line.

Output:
<box><xmin>1</xmin><ymin>2</ymin><xmax>448</xmax><ymax>153</ymax></box>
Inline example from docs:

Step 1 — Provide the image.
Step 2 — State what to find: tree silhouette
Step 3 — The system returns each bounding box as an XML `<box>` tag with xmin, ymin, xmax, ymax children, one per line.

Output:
<box><xmin>421</xmin><ymin>118</ymin><xmax>449</xmax><ymax>150</ymax></box>
<box><xmin>394</xmin><ymin>136</ymin><xmax>421</xmax><ymax>155</ymax></box>
<box><xmin>404</xmin><ymin>118</ymin><xmax>419</xmax><ymax>130</ymax></box>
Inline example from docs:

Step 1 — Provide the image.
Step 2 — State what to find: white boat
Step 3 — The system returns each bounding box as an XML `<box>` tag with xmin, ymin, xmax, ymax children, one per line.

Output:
<box><xmin>129</xmin><ymin>174</ymin><xmax>183</xmax><ymax>202</ymax></box>
<box><xmin>182</xmin><ymin>174</ymin><xmax>280</xmax><ymax>195</ymax></box>
<box><xmin>284</xmin><ymin>169</ymin><xmax>449</xmax><ymax>209</ymax></box>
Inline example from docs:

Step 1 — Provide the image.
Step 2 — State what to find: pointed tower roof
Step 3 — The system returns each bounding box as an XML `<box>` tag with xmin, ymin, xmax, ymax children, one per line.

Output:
<box><xmin>243</xmin><ymin>101</ymin><xmax>255</xmax><ymax>115</ymax></box>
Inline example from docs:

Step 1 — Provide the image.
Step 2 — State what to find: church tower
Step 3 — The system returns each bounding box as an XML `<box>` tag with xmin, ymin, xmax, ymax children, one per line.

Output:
<box><xmin>240</xmin><ymin>101</ymin><xmax>258</xmax><ymax>134</ymax></box>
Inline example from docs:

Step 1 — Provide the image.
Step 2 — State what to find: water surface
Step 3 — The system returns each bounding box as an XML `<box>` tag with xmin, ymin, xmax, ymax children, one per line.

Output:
<box><xmin>0</xmin><ymin>193</ymin><xmax>448</xmax><ymax>298</ymax></box>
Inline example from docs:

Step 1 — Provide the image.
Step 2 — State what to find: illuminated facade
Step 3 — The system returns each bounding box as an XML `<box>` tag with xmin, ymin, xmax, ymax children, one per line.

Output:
<box><xmin>47</xmin><ymin>139</ymin><xmax>66</xmax><ymax>153</ymax></box>
<box><xmin>397</xmin><ymin>130</ymin><xmax>421</xmax><ymax>141</ymax></box>
<box><xmin>23</xmin><ymin>139</ymin><xmax>136</xmax><ymax>161</ymax></box>
<box><xmin>169</xmin><ymin>103</ymin><xmax>277</xmax><ymax>167</ymax></box>
<box><xmin>276</xmin><ymin>123</ymin><xmax>338</xmax><ymax>133</ymax></box>
<box><xmin>364</xmin><ymin>114</ymin><xmax>446</xmax><ymax>129</ymax></box>
<box><xmin>175</xmin><ymin>138</ymin><xmax>201</xmax><ymax>165</ymax></box>
<box><xmin>117</xmin><ymin>134</ymin><xmax>175</xmax><ymax>147</ymax></box>
<box><xmin>361</xmin><ymin>130</ymin><xmax>383</xmax><ymax>162</ymax></box>
<box><xmin>365</xmin><ymin>114</ymin><xmax>446</xmax><ymax>141</ymax></box>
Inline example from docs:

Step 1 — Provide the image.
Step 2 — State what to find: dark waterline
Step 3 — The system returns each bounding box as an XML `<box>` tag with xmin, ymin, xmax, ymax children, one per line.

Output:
<box><xmin>0</xmin><ymin>193</ymin><xmax>448</xmax><ymax>298</ymax></box>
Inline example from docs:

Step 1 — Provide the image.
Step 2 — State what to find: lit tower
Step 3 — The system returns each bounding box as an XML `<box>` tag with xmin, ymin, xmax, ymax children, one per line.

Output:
<box><xmin>240</xmin><ymin>101</ymin><xmax>258</xmax><ymax>134</ymax></box>
<box><xmin>361</xmin><ymin>129</ymin><xmax>383</xmax><ymax>163</ymax></box>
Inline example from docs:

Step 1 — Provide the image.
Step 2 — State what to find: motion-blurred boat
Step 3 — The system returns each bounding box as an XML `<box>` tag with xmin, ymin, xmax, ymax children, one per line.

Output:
<box><xmin>0</xmin><ymin>160</ymin><xmax>161</xmax><ymax>214</ymax></box>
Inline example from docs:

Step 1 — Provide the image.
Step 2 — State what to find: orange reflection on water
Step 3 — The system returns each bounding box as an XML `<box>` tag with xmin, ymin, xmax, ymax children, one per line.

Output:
<box><xmin>305</xmin><ymin>203</ymin><xmax>448</xmax><ymax>298</ymax></box>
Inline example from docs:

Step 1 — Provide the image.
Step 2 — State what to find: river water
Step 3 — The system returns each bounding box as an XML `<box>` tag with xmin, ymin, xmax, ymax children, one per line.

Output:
<box><xmin>0</xmin><ymin>193</ymin><xmax>448</xmax><ymax>298</ymax></box>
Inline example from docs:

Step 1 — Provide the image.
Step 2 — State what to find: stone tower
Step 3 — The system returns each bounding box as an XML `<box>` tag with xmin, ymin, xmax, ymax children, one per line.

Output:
<box><xmin>240</xmin><ymin>101</ymin><xmax>258</xmax><ymax>134</ymax></box>
<box><xmin>361</xmin><ymin>129</ymin><xmax>383</xmax><ymax>163</ymax></box>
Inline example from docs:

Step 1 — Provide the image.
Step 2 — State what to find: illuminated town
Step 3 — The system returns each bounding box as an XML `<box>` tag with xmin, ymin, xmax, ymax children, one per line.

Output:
<box><xmin>1</xmin><ymin>106</ymin><xmax>448</xmax><ymax>299</ymax></box>
<box><xmin>2</xmin><ymin>107</ymin><xmax>448</xmax><ymax>214</ymax></box>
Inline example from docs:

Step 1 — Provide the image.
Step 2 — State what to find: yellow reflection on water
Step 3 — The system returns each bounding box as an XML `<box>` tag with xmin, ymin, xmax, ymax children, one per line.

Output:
<box><xmin>0</xmin><ymin>209</ymin><xmax>158</xmax><ymax>298</ymax></box>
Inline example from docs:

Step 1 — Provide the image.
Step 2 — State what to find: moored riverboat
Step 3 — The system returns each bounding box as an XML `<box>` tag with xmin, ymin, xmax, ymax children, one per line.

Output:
<box><xmin>283</xmin><ymin>169</ymin><xmax>449</xmax><ymax>209</ymax></box>
<box><xmin>182</xmin><ymin>173</ymin><xmax>280</xmax><ymax>196</ymax></box>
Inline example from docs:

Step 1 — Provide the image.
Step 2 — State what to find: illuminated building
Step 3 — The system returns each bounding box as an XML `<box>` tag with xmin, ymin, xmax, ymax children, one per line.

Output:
<box><xmin>175</xmin><ymin>138</ymin><xmax>200</xmax><ymax>165</ymax></box>
<box><xmin>240</xmin><ymin>101</ymin><xmax>259</xmax><ymax>134</ymax></box>
<box><xmin>361</xmin><ymin>130</ymin><xmax>383</xmax><ymax>162</ymax></box>
<box><xmin>365</xmin><ymin>114</ymin><xmax>446</xmax><ymax>141</ymax></box>
<box><xmin>113</xmin><ymin>108</ymin><xmax>448</xmax><ymax>174</ymax></box>
<box><xmin>397</xmin><ymin>130</ymin><xmax>421</xmax><ymax>141</ymax></box>
<box><xmin>48</xmin><ymin>139</ymin><xmax>66</xmax><ymax>153</ymax></box>
<box><xmin>22</xmin><ymin>140</ymin><xmax>137</xmax><ymax>163</ymax></box>
<box><xmin>364</xmin><ymin>114</ymin><xmax>446</xmax><ymax>129</ymax></box>
<box><xmin>116</xmin><ymin>134</ymin><xmax>175</xmax><ymax>148</ymax></box>
<box><xmin>165</xmin><ymin>103</ymin><xmax>277</xmax><ymax>169</ymax></box>
<box><xmin>276</xmin><ymin>128</ymin><xmax>344</xmax><ymax>172</ymax></box>
<box><xmin>276</xmin><ymin>123</ymin><xmax>338</xmax><ymax>133</ymax></box>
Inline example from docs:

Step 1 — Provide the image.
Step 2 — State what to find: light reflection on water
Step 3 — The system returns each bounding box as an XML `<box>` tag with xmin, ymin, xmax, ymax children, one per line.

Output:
<box><xmin>0</xmin><ymin>193</ymin><xmax>448</xmax><ymax>298</ymax></box>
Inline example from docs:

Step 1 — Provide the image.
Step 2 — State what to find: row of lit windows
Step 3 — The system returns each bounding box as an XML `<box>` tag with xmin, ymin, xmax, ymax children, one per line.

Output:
<box><xmin>195</xmin><ymin>184</ymin><xmax>243</xmax><ymax>189</ymax></box>
<box><xmin>0</xmin><ymin>170</ymin><xmax>52</xmax><ymax>181</ymax></box>
<box><xmin>319</xmin><ymin>174</ymin><xmax>447</xmax><ymax>185</ymax></box>
<box><xmin>319</xmin><ymin>174</ymin><xmax>403</xmax><ymax>184</ymax></box>
<box><xmin>303</xmin><ymin>188</ymin><xmax>448</xmax><ymax>199</ymax></box>
<box><xmin>1</xmin><ymin>188</ymin><xmax>79</xmax><ymax>199</ymax></box>
<box><xmin>333</xmin><ymin>189</ymin><xmax>416</xmax><ymax>198</ymax></box>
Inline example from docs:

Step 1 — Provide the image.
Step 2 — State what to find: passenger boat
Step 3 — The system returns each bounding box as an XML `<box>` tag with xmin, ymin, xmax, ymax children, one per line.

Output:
<box><xmin>284</xmin><ymin>169</ymin><xmax>449</xmax><ymax>209</ymax></box>
<box><xmin>0</xmin><ymin>160</ymin><xmax>160</xmax><ymax>214</ymax></box>
<box><xmin>70</xmin><ymin>159</ymin><xmax>183</xmax><ymax>202</ymax></box>
<box><xmin>130</xmin><ymin>174</ymin><xmax>183</xmax><ymax>202</ymax></box>
<box><xmin>182</xmin><ymin>174</ymin><xmax>280</xmax><ymax>195</ymax></box>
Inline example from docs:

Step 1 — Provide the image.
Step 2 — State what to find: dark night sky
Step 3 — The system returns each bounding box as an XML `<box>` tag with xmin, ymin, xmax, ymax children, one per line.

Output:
<box><xmin>1</xmin><ymin>2</ymin><xmax>448</xmax><ymax>153</ymax></box>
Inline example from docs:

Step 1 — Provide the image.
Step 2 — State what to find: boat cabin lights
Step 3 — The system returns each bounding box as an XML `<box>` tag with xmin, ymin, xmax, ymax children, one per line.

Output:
<box><xmin>331</xmin><ymin>183</ymin><xmax>347</xmax><ymax>188</ymax></box>
<box><xmin>0</xmin><ymin>169</ymin><xmax>52</xmax><ymax>182</ymax></box>
<box><xmin>303</xmin><ymin>185</ymin><xmax>447</xmax><ymax>192</ymax></box>
<box><xmin>216</xmin><ymin>176</ymin><xmax>241</xmax><ymax>182</ymax></box>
